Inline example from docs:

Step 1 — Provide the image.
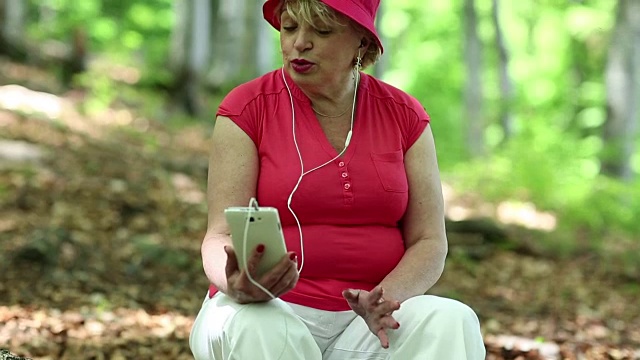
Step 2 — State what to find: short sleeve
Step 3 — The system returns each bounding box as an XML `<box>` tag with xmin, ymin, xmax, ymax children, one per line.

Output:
<box><xmin>402</xmin><ymin>97</ymin><xmax>430</xmax><ymax>151</ymax></box>
<box><xmin>216</xmin><ymin>84</ymin><xmax>263</xmax><ymax>146</ymax></box>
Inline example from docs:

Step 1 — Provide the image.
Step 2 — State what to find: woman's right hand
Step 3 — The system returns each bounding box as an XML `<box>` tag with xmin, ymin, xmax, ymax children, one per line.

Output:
<box><xmin>223</xmin><ymin>244</ymin><xmax>299</xmax><ymax>303</ymax></box>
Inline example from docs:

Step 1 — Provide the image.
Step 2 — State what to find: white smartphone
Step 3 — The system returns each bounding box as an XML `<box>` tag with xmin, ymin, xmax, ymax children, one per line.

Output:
<box><xmin>224</xmin><ymin>206</ymin><xmax>288</xmax><ymax>277</ymax></box>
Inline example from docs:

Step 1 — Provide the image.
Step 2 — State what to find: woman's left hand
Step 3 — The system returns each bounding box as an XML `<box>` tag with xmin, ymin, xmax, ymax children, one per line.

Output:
<box><xmin>342</xmin><ymin>286</ymin><xmax>401</xmax><ymax>349</ymax></box>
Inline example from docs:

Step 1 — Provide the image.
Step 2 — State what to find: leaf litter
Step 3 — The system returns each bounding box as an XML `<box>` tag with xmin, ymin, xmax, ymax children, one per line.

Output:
<box><xmin>0</xmin><ymin>78</ymin><xmax>639</xmax><ymax>359</ymax></box>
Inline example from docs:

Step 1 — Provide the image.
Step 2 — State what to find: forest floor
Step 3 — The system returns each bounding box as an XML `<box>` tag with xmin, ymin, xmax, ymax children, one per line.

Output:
<box><xmin>0</xmin><ymin>59</ymin><xmax>639</xmax><ymax>359</ymax></box>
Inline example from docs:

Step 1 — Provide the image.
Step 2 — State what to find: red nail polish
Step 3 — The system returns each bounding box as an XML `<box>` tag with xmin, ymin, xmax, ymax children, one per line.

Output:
<box><xmin>289</xmin><ymin>252</ymin><xmax>297</xmax><ymax>261</ymax></box>
<box><xmin>257</xmin><ymin>244</ymin><xmax>265</xmax><ymax>253</ymax></box>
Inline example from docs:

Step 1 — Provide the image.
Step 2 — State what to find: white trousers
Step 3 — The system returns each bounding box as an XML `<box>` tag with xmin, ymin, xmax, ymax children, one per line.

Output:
<box><xmin>189</xmin><ymin>292</ymin><xmax>486</xmax><ymax>360</ymax></box>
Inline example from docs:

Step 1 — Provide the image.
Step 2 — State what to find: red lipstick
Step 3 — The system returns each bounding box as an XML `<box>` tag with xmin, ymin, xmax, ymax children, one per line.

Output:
<box><xmin>290</xmin><ymin>59</ymin><xmax>314</xmax><ymax>73</ymax></box>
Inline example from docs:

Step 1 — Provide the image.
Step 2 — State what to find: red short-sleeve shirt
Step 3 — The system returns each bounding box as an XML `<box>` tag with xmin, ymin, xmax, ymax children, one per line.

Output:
<box><xmin>210</xmin><ymin>69</ymin><xmax>430</xmax><ymax>311</ymax></box>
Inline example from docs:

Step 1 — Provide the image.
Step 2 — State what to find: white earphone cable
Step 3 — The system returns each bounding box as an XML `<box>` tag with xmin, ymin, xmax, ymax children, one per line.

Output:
<box><xmin>281</xmin><ymin>55</ymin><xmax>361</xmax><ymax>277</ymax></box>
<box><xmin>282</xmin><ymin>68</ymin><xmax>307</xmax><ymax>275</ymax></box>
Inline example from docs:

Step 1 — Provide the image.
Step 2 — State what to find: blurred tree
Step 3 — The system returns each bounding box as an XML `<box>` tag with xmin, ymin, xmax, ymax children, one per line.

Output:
<box><xmin>0</xmin><ymin>0</ymin><xmax>27</xmax><ymax>60</ymax></box>
<box><xmin>254</xmin><ymin>0</ymin><xmax>277</xmax><ymax>75</ymax></box>
<box><xmin>167</xmin><ymin>0</ymin><xmax>274</xmax><ymax>115</ymax></box>
<box><xmin>463</xmin><ymin>0</ymin><xmax>485</xmax><ymax>157</ymax></box>
<box><xmin>60</xmin><ymin>27</ymin><xmax>88</xmax><ymax>87</ymax></box>
<box><xmin>0</xmin><ymin>0</ymin><xmax>86</xmax><ymax>85</ymax></box>
<box><xmin>206</xmin><ymin>0</ymin><xmax>271</xmax><ymax>88</ymax></box>
<box><xmin>491</xmin><ymin>0</ymin><xmax>514</xmax><ymax>144</ymax></box>
<box><xmin>1</xmin><ymin>0</ymin><xmax>25</xmax><ymax>44</ymax></box>
<box><xmin>602</xmin><ymin>0</ymin><xmax>640</xmax><ymax>181</ymax></box>
<box><xmin>168</xmin><ymin>0</ymin><xmax>213</xmax><ymax>116</ymax></box>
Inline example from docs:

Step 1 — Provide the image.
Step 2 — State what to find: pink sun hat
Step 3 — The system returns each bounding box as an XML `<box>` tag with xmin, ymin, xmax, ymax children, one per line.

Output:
<box><xmin>262</xmin><ymin>0</ymin><xmax>384</xmax><ymax>54</ymax></box>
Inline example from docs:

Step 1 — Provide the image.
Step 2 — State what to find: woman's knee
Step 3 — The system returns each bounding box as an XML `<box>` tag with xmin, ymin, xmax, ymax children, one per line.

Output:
<box><xmin>192</xmin><ymin>294</ymin><xmax>296</xmax><ymax>339</ymax></box>
<box><xmin>226</xmin><ymin>300</ymin><xmax>301</xmax><ymax>334</ymax></box>
<box><xmin>190</xmin><ymin>295</ymin><xmax>309</xmax><ymax>359</ymax></box>
<box><xmin>393</xmin><ymin>296</ymin><xmax>485</xmax><ymax>359</ymax></box>
<box><xmin>399</xmin><ymin>295</ymin><xmax>481</xmax><ymax>328</ymax></box>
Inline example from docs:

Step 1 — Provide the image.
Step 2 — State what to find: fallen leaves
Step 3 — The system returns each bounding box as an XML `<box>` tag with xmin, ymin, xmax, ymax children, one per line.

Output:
<box><xmin>0</xmin><ymin>93</ymin><xmax>639</xmax><ymax>359</ymax></box>
<box><xmin>0</xmin><ymin>306</ymin><xmax>194</xmax><ymax>360</ymax></box>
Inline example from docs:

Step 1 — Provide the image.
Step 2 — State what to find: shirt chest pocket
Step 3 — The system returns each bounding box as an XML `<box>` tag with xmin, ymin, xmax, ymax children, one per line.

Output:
<box><xmin>370</xmin><ymin>150</ymin><xmax>408</xmax><ymax>193</ymax></box>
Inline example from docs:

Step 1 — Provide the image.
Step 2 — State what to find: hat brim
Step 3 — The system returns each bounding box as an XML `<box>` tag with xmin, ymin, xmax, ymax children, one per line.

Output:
<box><xmin>262</xmin><ymin>0</ymin><xmax>384</xmax><ymax>53</ymax></box>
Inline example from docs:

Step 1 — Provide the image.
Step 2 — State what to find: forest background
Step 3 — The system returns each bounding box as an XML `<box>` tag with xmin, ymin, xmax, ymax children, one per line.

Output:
<box><xmin>0</xmin><ymin>0</ymin><xmax>639</xmax><ymax>359</ymax></box>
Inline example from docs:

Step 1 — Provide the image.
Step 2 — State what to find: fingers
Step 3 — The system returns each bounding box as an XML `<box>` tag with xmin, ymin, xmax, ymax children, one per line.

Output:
<box><xmin>379</xmin><ymin>314</ymin><xmax>400</xmax><ymax>330</ymax></box>
<box><xmin>368</xmin><ymin>286</ymin><xmax>385</xmax><ymax>306</ymax></box>
<box><xmin>226</xmin><ymin>244</ymin><xmax>271</xmax><ymax>303</ymax></box>
<box><xmin>377</xmin><ymin>299</ymin><xmax>401</xmax><ymax>315</ymax></box>
<box><xmin>368</xmin><ymin>287</ymin><xmax>401</xmax><ymax>314</ymax></box>
<box><xmin>342</xmin><ymin>289</ymin><xmax>360</xmax><ymax>302</ymax></box>
<box><xmin>267</xmin><ymin>258</ymin><xmax>299</xmax><ymax>297</ymax></box>
<box><xmin>377</xmin><ymin>328</ymin><xmax>390</xmax><ymax>349</ymax></box>
<box><xmin>344</xmin><ymin>286</ymin><xmax>401</xmax><ymax>349</ymax></box>
<box><xmin>226</xmin><ymin>245</ymin><xmax>299</xmax><ymax>302</ymax></box>
<box><xmin>373</xmin><ymin>313</ymin><xmax>399</xmax><ymax>350</ymax></box>
<box><xmin>259</xmin><ymin>252</ymin><xmax>298</xmax><ymax>293</ymax></box>
<box><xmin>371</xmin><ymin>294</ymin><xmax>401</xmax><ymax>333</ymax></box>
<box><xmin>224</xmin><ymin>245</ymin><xmax>239</xmax><ymax>279</ymax></box>
<box><xmin>244</xmin><ymin>244</ymin><xmax>266</xmax><ymax>276</ymax></box>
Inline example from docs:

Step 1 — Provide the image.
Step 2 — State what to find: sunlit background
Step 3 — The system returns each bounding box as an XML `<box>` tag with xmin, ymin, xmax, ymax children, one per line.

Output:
<box><xmin>1</xmin><ymin>0</ymin><xmax>639</xmax><ymax>359</ymax></box>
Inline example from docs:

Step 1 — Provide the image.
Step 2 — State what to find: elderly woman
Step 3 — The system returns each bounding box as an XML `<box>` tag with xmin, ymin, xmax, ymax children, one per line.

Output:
<box><xmin>189</xmin><ymin>0</ymin><xmax>486</xmax><ymax>358</ymax></box>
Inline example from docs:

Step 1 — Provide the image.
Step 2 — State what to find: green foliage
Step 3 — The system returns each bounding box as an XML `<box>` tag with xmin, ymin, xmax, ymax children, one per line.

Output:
<box><xmin>12</xmin><ymin>0</ymin><xmax>638</xmax><ymax>260</ymax></box>
<box><xmin>380</xmin><ymin>0</ymin><xmax>467</xmax><ymax>167</ymax></box>
<box><xmin>27</xmin><ymin>0</ymin><xmax>174</xmax><ymax>81</ymax></box>
<box><xmin>467</xmin><ymin>124</ymin><xmax>598</xmax><ymax>206</ymax></box>
<box><xmin>563</xmin><ymin>177</ymin><xmax>640</xmax><ymax>235</ymax></box>
<box><xmin>452</xmin><ymin>128</ymin><xmax>640</xmax><ymax>252</ymax></box>
<box><xmin>379</xmin><ymin>0</ymin><xmax>639</xmax><ymax>260</ymax></box>
<box><xmin>75</xmin><ymin>69</ymin><xmax>118</xmax><ymax>115</ymax></box>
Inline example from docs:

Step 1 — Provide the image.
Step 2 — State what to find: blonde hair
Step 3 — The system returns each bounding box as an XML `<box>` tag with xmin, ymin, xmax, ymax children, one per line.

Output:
<box><xmin>278</xmin><ymin>0</ymin><xmax>381</xmax><ymax>69</ymax></box>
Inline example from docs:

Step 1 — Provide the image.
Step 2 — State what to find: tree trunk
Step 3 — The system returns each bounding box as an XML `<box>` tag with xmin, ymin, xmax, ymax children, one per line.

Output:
<box><xmin>601</xmin><ymin>0</ymin><xmax>640</xmax><ymax>181</ymax></box>
<box><xmin>190</xmin><ymin>0</ymin><xmax>212</xmax><ymax>75</ymax></box>
<box><xmin>244</xmin><ymin>0</ymin><xmax>273</xmax><ymax>79</ymax></box>
<box><xmin>491</xmin><ymin>0</ymin><xmax>515</xmax><ymax>143</ymax></box>
<box><xmin>169</xmin><ymin>1</ymin><xmax>190</xmax><ymax>75</ymax></box>
<box><xmin>0</xmin><ymin>0</ymin><xmax>27</xmax><ymax>60</ymax></box>
<box><xmin>206</xmin><ymin>0</ymin><xmax>249</xmax><ymax>87</ymax></box>
<box><xmin>0</xmin><ymin>0</ymin><xmax>85</xmax><ymax>84</ymax></box>
<box><xmin>60</xmin><ymin>27</ymin><xmax>88</xmax><ymax>87</ymax></box>
<box><xmin>1</xmin><ymin>0</ymin><xmax>25</xmax><ymax>44</ymax></box>
<box><xmin>463</xmin><ymin>0</ymin><xmax>485</xmax><ymax>157</ymax></box>
<box><xmin>168</xmin><ymin>0</ymin><xmax>212</xmax><ymax>116</ymax></box>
